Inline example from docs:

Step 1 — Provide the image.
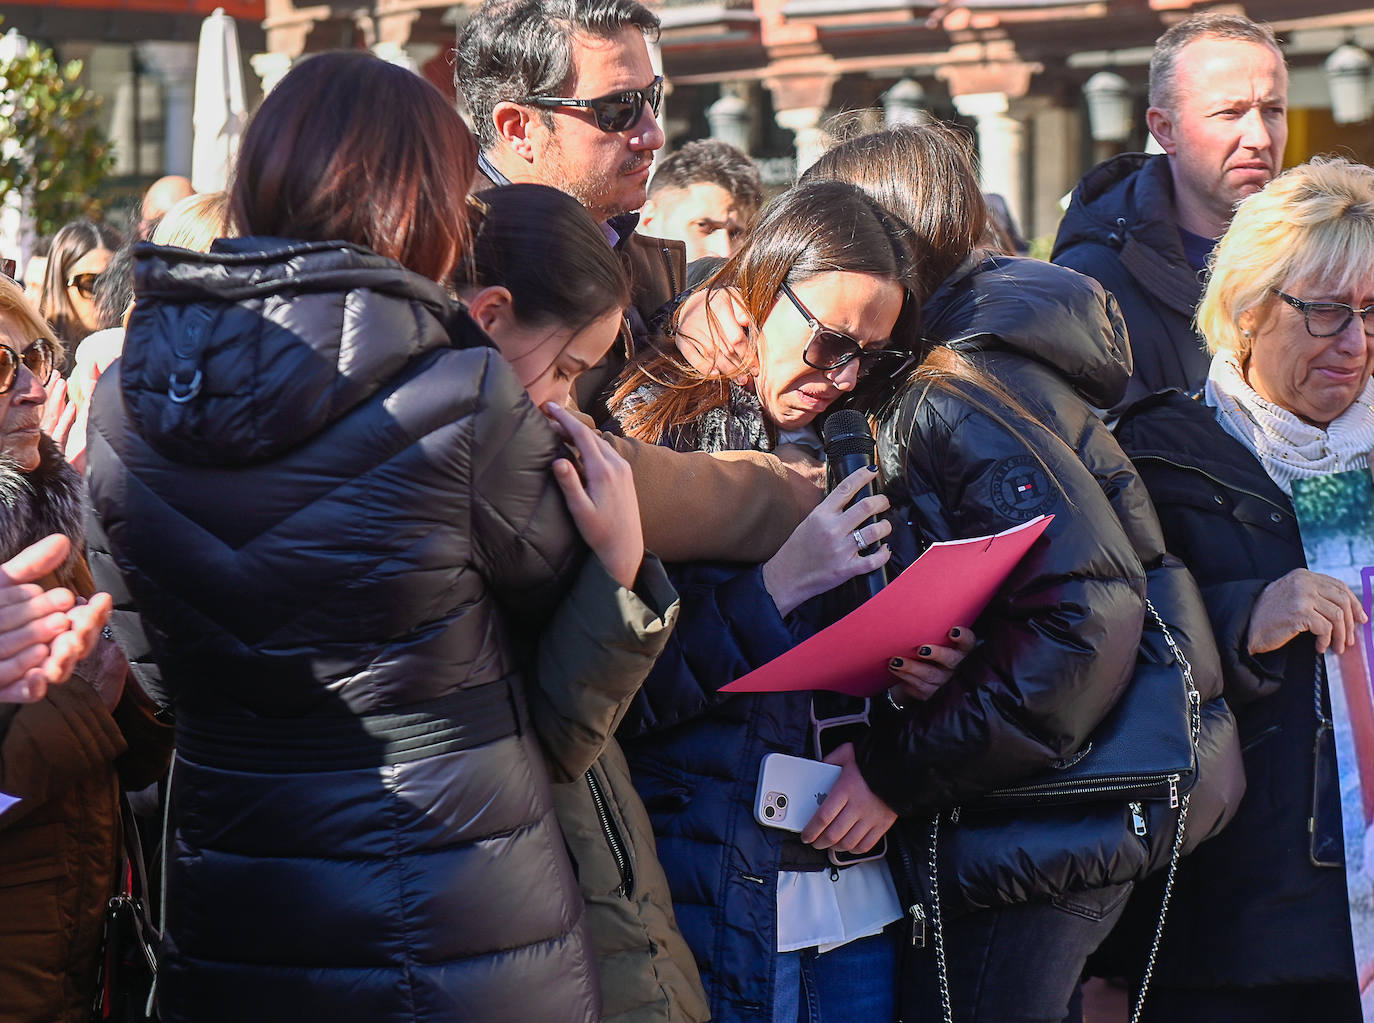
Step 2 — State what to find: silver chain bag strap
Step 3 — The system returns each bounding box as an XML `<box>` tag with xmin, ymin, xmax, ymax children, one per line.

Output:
<box><xmin>927</xmin><ymin>599</ymin><xmax>1201</xmax><ymax>1023</ymax></box>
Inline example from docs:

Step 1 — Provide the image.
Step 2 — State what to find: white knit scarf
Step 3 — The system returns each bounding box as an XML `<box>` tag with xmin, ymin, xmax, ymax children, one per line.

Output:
<box><xmin>1204</xmin><ymin>352</ymin><xmax>1374</xmax><ymax>496</ymax></box>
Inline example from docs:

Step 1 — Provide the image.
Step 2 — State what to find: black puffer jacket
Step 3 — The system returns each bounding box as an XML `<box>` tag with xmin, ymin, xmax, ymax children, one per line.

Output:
<box><xmin>1115</xmin><ymin>390</ymin><xmax>1354</xmax><ymax>988</ymax></box>
<box><xmin>86</xmin><ymin>238</ymin><xmax>600</xmax><ymax>1023</ymax></box>
<box><xmin>1052</xmin><ymin>154</ymin><xmax>1210</xmax><ymax>412</ymax></box>
<box><xmin>860</xmin><ymin>255</ymin><xmax>1243</xmax><ymax>914</ymax></box>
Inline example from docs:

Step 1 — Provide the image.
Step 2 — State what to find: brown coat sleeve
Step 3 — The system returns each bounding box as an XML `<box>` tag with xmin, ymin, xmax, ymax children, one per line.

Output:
<box><xmin>0</xmin><ymin>679</ymin><xmax>124</xmax><ymax>828</ymax></box>
<box><xmin>603</xmin><ymin>431</ymin><xmax>822</xmax><ymax>563</ymax></box>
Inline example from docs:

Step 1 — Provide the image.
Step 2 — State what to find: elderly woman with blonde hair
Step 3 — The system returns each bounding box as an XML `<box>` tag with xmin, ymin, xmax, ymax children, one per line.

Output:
<box><xmin>1116</xmin><ymin>157</ymin><xmax>1374</xmax><ymax>1022</ymax></box>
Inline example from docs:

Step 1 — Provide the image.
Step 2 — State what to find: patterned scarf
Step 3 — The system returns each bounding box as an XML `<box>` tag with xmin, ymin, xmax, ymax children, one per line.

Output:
<box><xmin>1204</xmin><ymin>352</ymin><xmax>1374</xmax><ymax>496</ymax></box>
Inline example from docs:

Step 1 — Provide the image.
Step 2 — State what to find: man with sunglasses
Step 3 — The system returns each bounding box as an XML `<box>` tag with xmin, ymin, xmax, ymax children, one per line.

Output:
<box><xmin>457</xmin><ymin>0</ymin><xmax>826</xmax><ymax>572</ymax></box>
<box><xmin>457</xmin><ymin>1</ymin><xmax>682</xmax><ymax>412</ymax></box>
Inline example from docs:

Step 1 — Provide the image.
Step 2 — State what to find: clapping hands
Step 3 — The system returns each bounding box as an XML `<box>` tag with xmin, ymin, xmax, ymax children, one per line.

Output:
<box><xmin>0</xmin><ymin>535</ymin><xmax>112</xmax><ymax>703</ymax></box>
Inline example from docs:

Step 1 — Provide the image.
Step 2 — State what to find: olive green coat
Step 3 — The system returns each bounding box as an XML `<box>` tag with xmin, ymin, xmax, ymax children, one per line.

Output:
<box><xmin>531</xmin><ymin>553</ymin><xmax>710</xmax><ymax>1023</ymax></box>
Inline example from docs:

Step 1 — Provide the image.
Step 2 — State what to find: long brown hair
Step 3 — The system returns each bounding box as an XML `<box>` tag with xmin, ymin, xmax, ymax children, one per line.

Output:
<box><xmin>804</xmin><ymin>125</ymin><xmax>1067</xmax><ymax>486</ymax></box>
<box><xmin>804</xmin><ymin>124</ymin><xmax>985</xmax><ymax>301</ymax></box>
<box><xmin>39</xmin><ymin>219</ymin><xmax>122</xmax><ymax>346</ymax></box>
<box><xmin>230</xmin><ymin>51</ymin><xmax>476</xmax><ymax>283</ymax></box>
<box><xmin>611</xmin><ymin>180</ymin><xmax>919</xmax><ymax>444</ymax></box>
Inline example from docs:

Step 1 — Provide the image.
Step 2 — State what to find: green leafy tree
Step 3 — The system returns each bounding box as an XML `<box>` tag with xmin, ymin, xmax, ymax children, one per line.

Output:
<box><xmin>1292</xmin><ymin>471</ymin><xmax>1374</xmax><ymax>536</ymax></box>
<box><xmin>0</xmin><ymin>32</ymin><xmax>115</xmax><ymax>237</ymax></box>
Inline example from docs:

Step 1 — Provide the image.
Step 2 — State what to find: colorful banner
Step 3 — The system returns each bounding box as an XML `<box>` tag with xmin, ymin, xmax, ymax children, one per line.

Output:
<box><xmin>1292</xmin><ymin>469</ymin><xmax>1374</xmax><ymax>1012</ymax></box>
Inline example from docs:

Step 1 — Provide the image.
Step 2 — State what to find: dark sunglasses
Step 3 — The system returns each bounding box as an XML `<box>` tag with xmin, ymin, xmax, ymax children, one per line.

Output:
<box><xmin>1274</xmin><ymin>288</ymin><xmax>1374</xmax><ymax>339</ymax></box>
<box><xmin>67</xmin><ymin>272</ymin><xmax>101</xmax><ymax>300</ymax></box>
<box><xmin>779</xmin><ymin>281</ymin><xmax>912</xmax><ymax>378</ymax></box>
<box><xmin>519</xmin><ymin>76</ymin><xmax>663</xmax><ymax>133</ymax></box>
<box><xmin>0</xmin><ymin>338</ymin><xmax>57</xmax><ymax>393</ymax></box>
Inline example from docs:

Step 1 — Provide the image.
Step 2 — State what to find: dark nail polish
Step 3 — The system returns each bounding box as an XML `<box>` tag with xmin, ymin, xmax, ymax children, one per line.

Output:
<box><xmin>889</xmin><ymin>657</ymin><xmax>903</xmax><ymax>668</ymax></box>
<box><xmin>918</xmin><ymin>646</ymin><xmax>932</xmax><ymax>657</ymax></box>
<box><xmin>868</xmin><ymin>464</ymin><xmax>879</xmax><ymax>472</ymax></box>
<box><xmin>949</xmin><ymin>627</ymin><xmax>962</xmax><ymax>639</ymax></box>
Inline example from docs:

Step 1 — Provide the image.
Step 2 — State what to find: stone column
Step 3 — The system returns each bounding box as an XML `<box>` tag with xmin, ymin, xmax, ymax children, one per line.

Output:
<box><xmin>765</xmin><ymin>74</ymin><xmax>836</xmax><ymax>181</ymax></box>
<box><xmin>952</xmin><ymin>91</ymin><xmax>1027</xmax><ymax>238</ymax></box>
<box><xmin>137</xmin><ymin>41</ymin><xmax>199</xmax><ymax>178</ymax></box>
<box><xmin>250</xmin><ymin>51</ymin><xmax>293</xmax><ymax>97</ymax></box>
<box><xmin>774</xmin><ymin>106</ymin><xmax>827</xmax><ymax>177</ymax></box>
<box><xmin>708</xmin><ymin>83</ymin><xmax>753</xmax><ymax>154</ymax></box>
<box><xmin>1026</xmin><ymin>99</ymin><xmax>1080</xmax><ymax>242</ymax></box>
<box><xmin>372</xmin><ymin>41</ymin><xmax>440</xmax><ymax>74</ymax></box>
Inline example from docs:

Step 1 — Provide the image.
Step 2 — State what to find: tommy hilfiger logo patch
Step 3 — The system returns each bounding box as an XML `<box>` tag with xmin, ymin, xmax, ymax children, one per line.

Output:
<box><xmin>990</xmin><ymin>454</ymin><xmax>1058</xmax><ymax>521</ymax></box>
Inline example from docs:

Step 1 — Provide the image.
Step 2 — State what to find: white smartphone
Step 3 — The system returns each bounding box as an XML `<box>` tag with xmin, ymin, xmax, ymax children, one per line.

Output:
<box><xmin>754</xmin><ymin>752</ymin><xmax>842</xmax><ymax>833</ymax></box>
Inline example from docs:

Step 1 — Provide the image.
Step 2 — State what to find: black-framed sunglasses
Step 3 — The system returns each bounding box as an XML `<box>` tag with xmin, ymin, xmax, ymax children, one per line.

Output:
<box><xmin>67</xmin><ymin>272</ymin><xmax>101</xmax><ymax>300</ymax></box>
<box><xmin>0</xmin><ymin>338</ymin><xmax>57</xmax><ymax>394</ymax></box>
<box><xmin>779</xmin><ymin>281</ymin><xmax>912</xmax><ymax>378</ymax></box>
<box><xmin>1273</xmin><ymin>288</ymin><xmax>1374</xmax><ymax>339</ymax></box>
<box><xmin>519</xmin><ymin>76</ymin><xmax>663</xmax><ymax>134</ymax></box>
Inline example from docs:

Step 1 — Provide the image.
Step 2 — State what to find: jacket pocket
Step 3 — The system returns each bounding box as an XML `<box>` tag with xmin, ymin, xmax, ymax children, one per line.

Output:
<box><xmin>586</xmin><ymin>766</ymin><xmax>636</xmax><ymax>899</ymax></box>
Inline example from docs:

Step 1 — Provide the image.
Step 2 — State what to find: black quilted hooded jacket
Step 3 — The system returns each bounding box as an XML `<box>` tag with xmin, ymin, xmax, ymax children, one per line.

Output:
<box><xmin>86</xmin><ymin>238</ymin><xmax>601</xmax><ymax>1023</ymax></box>
<box><xmin>860</xmin><ymin>255</ymin><xmax>1243</xmax><ymax>915</ymax></box>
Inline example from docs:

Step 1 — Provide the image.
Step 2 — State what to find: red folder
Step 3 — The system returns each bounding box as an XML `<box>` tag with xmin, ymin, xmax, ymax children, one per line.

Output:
<box><xmin>720</xmin><ymin>515</ymin><xmax>1052</xmax><ymax>697</ymax></box>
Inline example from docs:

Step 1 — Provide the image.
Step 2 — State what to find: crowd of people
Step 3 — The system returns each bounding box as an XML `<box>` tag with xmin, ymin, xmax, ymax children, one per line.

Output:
<box><xmin>1</xmin><ymin>2</ymin><xmax>1371</xmax><ymax>1023</ymax></box>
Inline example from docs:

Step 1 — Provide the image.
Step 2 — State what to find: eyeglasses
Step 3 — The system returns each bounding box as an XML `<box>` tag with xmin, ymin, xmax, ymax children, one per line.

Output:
<box><xmin>0</xmin><ymin>338</ymin><xmax>57</xmax><ymax>393</ymax></box>
<box><xmin>67</xmin><ymin>272</ymin><xmax>101</xmax><ymax>300</ymax></box>
<box><xmin>778</xmin><ymin>281</ymin><xmax>911</xmax><ymax>378</ymax></box>
<box><xmin>1273</xmin><ymin>289</ymin><xmax>1374</xmax><ymax>338</ymax></box>
<box><xmin>519</xmin><ymin>76</ymin><xmax>663</xmax><ymax>134</ymax></box>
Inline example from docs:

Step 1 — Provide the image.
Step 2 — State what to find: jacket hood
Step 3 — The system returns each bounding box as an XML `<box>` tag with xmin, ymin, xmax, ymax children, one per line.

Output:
<box><xmin>1052</xmin><ymin>152</ymin><xmax>1166</xmax><ymax>254</ymax></box>
<box><xmin>121</xmin><ymin>238</ymin><xmax>485</xmax><ymax>466</ymax></box>
<box><xmin>1051</xmin><ymin>153</ymin><xmax>1201</xmax><ymax>320</ymax></box>
<box><xmin>922</xmin><ymin>254</ymin><xmax>1132</xmax><ymax>409</ymax></box>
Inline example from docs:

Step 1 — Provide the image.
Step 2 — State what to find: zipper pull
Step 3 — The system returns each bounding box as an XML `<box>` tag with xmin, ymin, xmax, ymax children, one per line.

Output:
<box><xmin>1169</xmin><ymin>775</ymin><xmax>1180</xmax><ymax>809</ymax></box>
<box><xmin>1130</xmin><ymin>801</ymin><xmax>1147</xmax><ymax>837</ymax></box>
<box><xmin>909</xmin><ymin>903</ymin><xmax>927</xmax><ymax>948</ymax></box>
<box><xmin>829</xmin><ymin>865</ymin><xmax>840</xmax><ymax>882</ymax></box>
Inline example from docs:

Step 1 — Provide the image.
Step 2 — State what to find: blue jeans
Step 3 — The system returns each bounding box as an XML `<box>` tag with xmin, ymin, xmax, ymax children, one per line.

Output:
<box><xmin>771</xmin><ymin>929</ymin><xmax>898</xmax><ymax>1023</ymax></box>
<box><xmin>911</xmin><ymin>883</ymin><xmax>1132</xmax><ymax>1023</ymax></box>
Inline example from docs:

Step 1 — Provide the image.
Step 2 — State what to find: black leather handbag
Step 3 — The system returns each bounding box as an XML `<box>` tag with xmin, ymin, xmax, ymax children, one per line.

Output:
<box><xmin>91</xmin><ymin>792</ymin><xmax>159</xmax><ymax>1023</ymax></box>
<box><xmin>977</xmin><ymin>599</ymin><xmax>1200</xmax><ymax>809</ymax></box>
<box><xmin>925</xmin><ymin>599</ymin><xmax>1202</xmax><ymax>1023</ymax></box>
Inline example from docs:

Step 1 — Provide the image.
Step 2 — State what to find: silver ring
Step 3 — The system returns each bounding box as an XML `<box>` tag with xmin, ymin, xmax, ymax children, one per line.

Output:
<box><xmin>853</xmin><ymin>528</ymin><xmax>866</xmax><ymax>552</ymax></box>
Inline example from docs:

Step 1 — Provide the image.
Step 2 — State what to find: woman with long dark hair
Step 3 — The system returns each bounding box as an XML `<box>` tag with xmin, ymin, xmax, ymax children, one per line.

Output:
<box><xmin>801</xmin><ymin>125</ymin><xmax>1243</xmax><ymax>1023</ymax></box>
<box><xmin>453</xmin><ymin>181</ymin><xmax>709</xmax><ymax>1023</ymax></box>
<box><xmin>39</xmin><ymin>218</ymin><xmax>121</xmax><ymax>364</ymax></box>
<box><xmin>608</xmin><ymin>180</ymin><xmax>975</xmax><ymax>1023</ymax></box>
<box><xmin>86</xmin><ymin>51</ymin><xmax>616</xmax><ymax>1023</ymax></box>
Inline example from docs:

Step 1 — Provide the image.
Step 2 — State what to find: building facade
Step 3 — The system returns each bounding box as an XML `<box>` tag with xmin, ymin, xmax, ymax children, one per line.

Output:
<box><xmin>5</xmin><ymin>0</ymin><xmax>1372</xmax><ymax>243</ymax></box>
<box><xmin>0</xmin><ymin>0</ymin><xmax>265</xmax><ymax>200</ymax></box>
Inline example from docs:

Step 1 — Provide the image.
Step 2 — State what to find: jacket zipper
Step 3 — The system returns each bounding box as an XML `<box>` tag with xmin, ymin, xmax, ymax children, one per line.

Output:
<box><xmin>984</xmin><ymin>771</ymin><xmax>1181</xmax><ymax>802</ymax></box>
<box><xmin>659</xmin><ymin>243</ymin><xmax>680</xmax><ymax>298</ymax></box>
<box><xmin>894</xmin><ymin>831</ymin><xmax>927</xmax><ymax>948</ymax></box>
<box><xmin>1129</xmin><ymin>801</ymin><xmax>1148</xmax><ymax>836</ymax></box>
<box><xmin>586</xmin><ymin>768</ymin><xmax>635</xmax><ymax>899</ymax></box>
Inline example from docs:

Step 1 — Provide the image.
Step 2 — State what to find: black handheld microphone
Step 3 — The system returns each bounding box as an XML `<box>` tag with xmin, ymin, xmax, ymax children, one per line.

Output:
<box><xmin>821</xmin><ymin>409</ymin><xmax>887</xmax><ymax>601</ymax></box>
